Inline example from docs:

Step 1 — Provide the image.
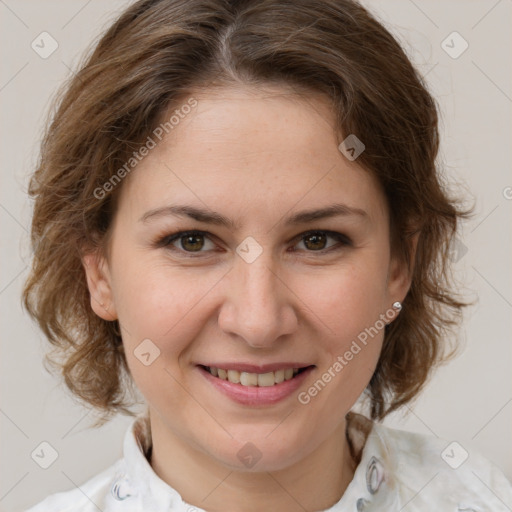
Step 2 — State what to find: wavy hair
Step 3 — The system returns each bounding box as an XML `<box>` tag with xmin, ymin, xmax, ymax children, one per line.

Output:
<box><xmin>23</xmin><ymin>0</ymin><xmax>469</xmax><ymax>426</ymax></box>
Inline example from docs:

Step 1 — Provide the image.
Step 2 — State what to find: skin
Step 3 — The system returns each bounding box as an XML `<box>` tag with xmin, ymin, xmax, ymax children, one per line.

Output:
<box><xmin>83</xmin><ymin>85</ymin><xmax>414</xmax><ymax>511</ymax></box>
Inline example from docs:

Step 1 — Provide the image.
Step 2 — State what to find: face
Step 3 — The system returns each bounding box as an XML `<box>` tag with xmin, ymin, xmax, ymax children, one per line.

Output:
<box><xmin>84</xmin><ymin>85</ymin><xmax>410</xmax><ymax>473</ymax></box>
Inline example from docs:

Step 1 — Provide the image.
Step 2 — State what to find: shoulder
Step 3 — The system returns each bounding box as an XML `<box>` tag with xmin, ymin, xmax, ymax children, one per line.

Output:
<box><xmin>372</xmin><ymin>420</ymin><xmax>512</xmax><ymax>510</ymax></box>
<box><xmin>25</xmin><ymin>460</ymin><xmax>123</xmax><ymax>512</ymax></box>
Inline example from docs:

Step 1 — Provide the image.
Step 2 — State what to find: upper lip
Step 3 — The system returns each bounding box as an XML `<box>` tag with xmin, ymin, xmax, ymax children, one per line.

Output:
<box><xmin>198</xmin><ymin>363</ymin><xmax>314</xmax><ymax>373</ymax></box>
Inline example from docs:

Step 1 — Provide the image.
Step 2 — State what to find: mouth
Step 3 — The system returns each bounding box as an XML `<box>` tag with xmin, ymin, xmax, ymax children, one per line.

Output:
<box><xmin>200</xmin><ymin>365</ymin><xmax>312</xmax><ymax>387</ymax></box>
<box><xmin>197</xmin><ymin>364</ymin><xmax>315</xmax><ymax>405</ymax></box>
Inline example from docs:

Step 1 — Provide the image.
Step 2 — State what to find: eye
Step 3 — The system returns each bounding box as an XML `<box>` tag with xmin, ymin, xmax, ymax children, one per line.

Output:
<box><xmin>156</xmin><ymin>229</ymin><xmax>351</xmax><ymax>257</ymax></box>
<box><xmin>159</xmin><ymin>230</ymin><xmax>217</xmax><ymax>254</ymax></box>
<box><xmin>292</xmin><ymin>230</ymin><xmax>352</xmax><ymax>253</ymax></box>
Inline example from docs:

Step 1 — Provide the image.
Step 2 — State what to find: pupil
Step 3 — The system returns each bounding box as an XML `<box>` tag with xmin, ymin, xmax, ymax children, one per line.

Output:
<box><xmin>183</xmin><ymin>234</ymin><xmax>204</xmax><ymax>251</ymax></box>
<box><xmin>305</xmin><ymin>232</ymin><xmax>326</xmax><ymax>250</ymax></box>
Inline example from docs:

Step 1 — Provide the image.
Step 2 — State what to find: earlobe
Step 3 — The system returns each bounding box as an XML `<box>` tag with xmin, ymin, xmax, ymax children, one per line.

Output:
<box><xmin>82</xmin><ymin>252</ymin><xmax>118</xmax><ymax>321</ymax></box>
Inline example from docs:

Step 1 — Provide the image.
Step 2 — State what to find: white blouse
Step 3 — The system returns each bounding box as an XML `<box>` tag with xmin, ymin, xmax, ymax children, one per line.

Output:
<box><xmin>26</xmin><ymin>412</ymin><xmax>512</xmax><ymax>511</ymax></box>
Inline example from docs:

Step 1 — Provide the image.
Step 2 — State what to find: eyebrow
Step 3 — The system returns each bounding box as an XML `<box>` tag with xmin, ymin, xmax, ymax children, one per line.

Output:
<box><xmin>139</xmin><ymin>203</ymin><xmax>368</xmax><ymax>229</ymax></box>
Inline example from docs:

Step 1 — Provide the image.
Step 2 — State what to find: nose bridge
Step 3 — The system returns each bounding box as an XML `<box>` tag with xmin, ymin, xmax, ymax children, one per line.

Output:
<box><xmin>218</xmin><ymin>246</ymin><xmax>296</xmax><ymax>347</ymax></box>
<box><xmin>240</xmin><ymin>254</ymin><xmax>277</xmax><ymax>308</ymax></box>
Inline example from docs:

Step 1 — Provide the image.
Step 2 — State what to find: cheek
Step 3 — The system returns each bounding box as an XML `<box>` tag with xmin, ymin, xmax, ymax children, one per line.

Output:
<box><xmin>112</xmin><ymin>262</ymin><xmax>212</xmax><ymax>411</ymax></box>
<box><xmin>112</xmin><ymin>251</ymin><xmax>214</xmax><ymax>337</ymax></box>
<box><xmin>291</xmin><ymin>260</ymin><xmax>388</xmax><ymax>403</ymax></box>
<box><xmin>294</xmin><ymin>261</ymin><xmax>389</xmax><ymax>344</ymax></box>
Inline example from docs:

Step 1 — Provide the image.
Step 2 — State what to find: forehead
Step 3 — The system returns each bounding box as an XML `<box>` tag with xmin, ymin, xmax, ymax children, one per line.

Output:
<box><xmin>167</xmin><ymin>85</ymin><xmax>339</xmax><ymax>156</ymax></box>
<box><xmin>115</xmin><ymin>85</ymin><xmax>388</xmax><ymax>227</ymax></box>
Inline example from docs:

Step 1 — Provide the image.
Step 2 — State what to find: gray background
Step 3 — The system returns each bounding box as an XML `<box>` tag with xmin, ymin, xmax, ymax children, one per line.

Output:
<box><xmin>1</xmin><ymin>1</ymin><xmax>511</xmax><ymax>510</ymax></box>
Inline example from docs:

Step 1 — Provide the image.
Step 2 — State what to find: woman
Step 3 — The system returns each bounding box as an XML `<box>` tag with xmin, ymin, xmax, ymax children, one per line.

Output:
<box><xmin>23</xmin><ymin>0</ymin><xmax>512</xmax><ymax>510</ymax></box>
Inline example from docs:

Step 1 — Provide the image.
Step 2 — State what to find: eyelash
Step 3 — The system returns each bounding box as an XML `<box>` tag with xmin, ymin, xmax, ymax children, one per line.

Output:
<box><xmin>155</xmin><ymin>229</ymin><xmax>352</xmax><ymax>258</ymax></box>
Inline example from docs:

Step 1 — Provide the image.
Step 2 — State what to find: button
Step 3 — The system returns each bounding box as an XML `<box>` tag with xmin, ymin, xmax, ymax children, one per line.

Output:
<box><xmin>366</xmin><ymin>456</ymin><xmax>384</xmax><ymax>494</ymax></box>
<box><xmin>111</xmin><ymin>476</ymin><xmax>136</xmax><ymax>501</ymax></box>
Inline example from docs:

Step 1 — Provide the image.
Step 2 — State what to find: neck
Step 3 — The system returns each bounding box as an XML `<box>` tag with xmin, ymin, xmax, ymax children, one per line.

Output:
<box><xmin>148</xmin><ymin>411</ymin><xmax>357</xmax><ymax>512</ymax></box>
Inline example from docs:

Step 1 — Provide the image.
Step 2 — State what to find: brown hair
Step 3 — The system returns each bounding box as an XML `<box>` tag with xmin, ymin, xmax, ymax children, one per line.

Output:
<box><xmin>22</xmin><ymin>0</ymin><xmax>469</xmax><ymax>426</ymax></box>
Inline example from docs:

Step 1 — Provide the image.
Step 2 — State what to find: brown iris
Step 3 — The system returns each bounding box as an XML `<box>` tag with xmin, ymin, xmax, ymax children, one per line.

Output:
<box><xmin>302</xmin><ymin>232</ymin><xmax>327</xmax><ymax>251</ymax></box>
<box><xmin>181</xmin><ymin>234</ymin><xmax>205</xmax><ymax>252</ymax></box>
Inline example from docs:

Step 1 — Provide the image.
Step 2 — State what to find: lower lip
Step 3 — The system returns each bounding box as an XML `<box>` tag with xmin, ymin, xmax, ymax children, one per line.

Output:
<box><xmin>198</xmin><ymin>366</ymin><xmax>314</xmax><ymax>406</ymax></box>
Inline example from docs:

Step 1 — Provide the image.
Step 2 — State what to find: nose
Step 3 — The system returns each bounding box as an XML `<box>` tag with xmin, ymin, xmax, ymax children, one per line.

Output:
<box><xmin>217</xmin><ymin>252</ymin><xmax>298</xmax><ymax>349</ymax></box>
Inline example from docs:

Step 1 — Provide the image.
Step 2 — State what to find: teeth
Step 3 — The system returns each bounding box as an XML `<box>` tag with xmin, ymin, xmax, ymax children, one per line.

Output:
<box><xmin>257</xmin><ymin>372</ymin><xmax>275</xmax><ymax>387</ymax></box>
<box><xmin>227</xmin><ymin>369</ymin><xmax>240</xmax><ymax>383</ymax></box>
<box><xmin>208</xmin><ymin>366</ymin><xmax>301</xmax><ymax>386</ymax></box>
<box><xmin>240</xmin><ymin>372</ymin><xmax>258</xmax><ymax>386</ymax></box>
<box><xmin>274</xmin><ymin>369</ymin><xmax>285</xmax><ymax>383</ymax></box>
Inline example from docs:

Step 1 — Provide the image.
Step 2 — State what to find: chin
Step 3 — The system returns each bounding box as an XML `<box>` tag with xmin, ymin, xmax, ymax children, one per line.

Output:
<box><xmin>205</xmin><ymin>426</ymin><xmax>312</xmax><ymax>473</ymax></box>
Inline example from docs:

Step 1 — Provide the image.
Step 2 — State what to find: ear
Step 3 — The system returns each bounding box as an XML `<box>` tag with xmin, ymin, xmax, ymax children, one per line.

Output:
<box><xmin>82</xmin><ymin>251</ymin><xmax>118</xmax><ymax>321</ymax></box>
<box><xmin>386</xmin><ymin>231</ymin><xmax>420</xmax><ymax>304</ymax></box>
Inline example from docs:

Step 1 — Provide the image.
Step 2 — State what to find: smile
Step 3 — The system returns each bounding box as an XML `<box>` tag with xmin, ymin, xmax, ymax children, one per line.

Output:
<box><xmin>198</xmin><ymin>364</ymin><xmax>315</xmax><ymax>405</ymax></box>
<box><xmin>205</xmin><ymin>366</ymin><xmax>310</xmax><ymax>387</ymax></box>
